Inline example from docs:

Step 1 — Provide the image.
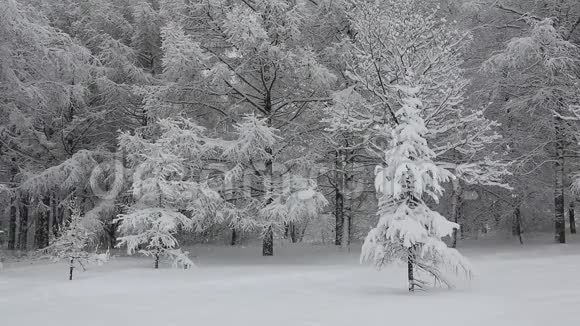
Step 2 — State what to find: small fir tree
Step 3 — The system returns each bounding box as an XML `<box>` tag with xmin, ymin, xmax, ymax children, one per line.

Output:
<box><xmin>361</xmin><ymin>86</ymin><xmax>472</xmax><ymax>291</ymax></box>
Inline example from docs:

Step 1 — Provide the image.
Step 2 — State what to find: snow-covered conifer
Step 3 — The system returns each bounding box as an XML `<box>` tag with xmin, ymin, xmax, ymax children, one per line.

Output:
<box><xmin>331</xmin><ymin>0</ymin><xmax>510</xmax><ymax>247</ymax></box>
<box><xmin>361</xmin><ymin>86</ymin><xmax>471</xmax><ymax>291</ymax></box>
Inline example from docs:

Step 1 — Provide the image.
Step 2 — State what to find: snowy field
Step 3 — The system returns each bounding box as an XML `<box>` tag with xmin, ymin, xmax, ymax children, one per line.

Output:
<box><xmin>2</xmin><ymin>235</ymin><xmax>580</xmax><ymax>326</ymax></box>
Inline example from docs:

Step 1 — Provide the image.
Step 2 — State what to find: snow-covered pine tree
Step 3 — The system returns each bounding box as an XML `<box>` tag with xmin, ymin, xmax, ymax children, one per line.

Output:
<box><xmin>115</xmin><ymin>117</ymin><xmax>222</xmax><ymax>269</ymax></box>
<box><xmin>42</xmin><ymin>200</ymin><xmax>109</xmax><ymax>280</ymax></box>
<box><xmin>361</xmin><ymin>86</ymin><xmax>471</xmax><ymax>292</ymax></box>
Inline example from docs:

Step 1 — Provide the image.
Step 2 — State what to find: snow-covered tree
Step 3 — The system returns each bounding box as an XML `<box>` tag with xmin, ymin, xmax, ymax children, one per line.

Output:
<box><xmin>115</xmin><ymin>117</ymin><xmax>223</xmax><ymax>268</ymax></box>
<box><xmin>42</xmin><ymin>200</ymin><xmax>109</xmax><ymax>280</ymax></box>
<box><xmin>152</xmin><ymin>1</ymin><xmax>335</xmax><ymax>254</ymax></box>
<box><xmin>484</xmin><ymin>11</ymin><xmax>580</xmax><ymax>243</ymax></box>
<box><xmin>131</xmin><ymin>0</ymin><xmax>163</xmax><ymax>75</ymax></box>
<box><xmin>0</xmin><ymin>0</ymin><xmax>116</xmax><ymax>250</ymax></box>
<box><xmin>322</xmin><ymin>87</ymin><xmax>379</xmax><ymax>247</ymax></box>
<box><xmin>221</xmin><ymin>115</ymin><xmax>328</xmax><ymax>254</ymax></box>
<box><xmin>361</xmin><ymin>86</ymin><xmax>471</xmax><ymax>291</ymax></box>
<box><xmin>327</xmin><ymin>0</ymin><xmax>510</xmax><ymax>246</ymax></box>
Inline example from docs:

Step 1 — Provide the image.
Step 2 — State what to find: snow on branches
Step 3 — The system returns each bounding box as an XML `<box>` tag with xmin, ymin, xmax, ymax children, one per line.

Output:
<box><xmin>259</xmin><ymin>175</ymin><xmax>329</xmax><ymax>234</ymax></box>
<box><xmin>42</xmin><ymin>201</ymin><xmax>109</xmax><ymax>280</ymax></box>
<box><xmin>115</xmin><ymin>117</ymin><xmax>222</xmax><ymax>269</ymax></box>
<box><xmin>361</xmin><ymin>86</ymin><xmax>472</xmax><ymax>291</ymax></box>
<box><xmin>222</xmin><ymin>115</ymin><xmax>280</xmax><ymax>170</ymax></box>
<box><xmin>339</xmin><ymin>0</ymin><xmax>508</xmax><ymax>187</ymax></box>
<box><xmin>221</xmin><ymin>115</ymin><xmax>327</xmax><ymax>251</ymax></box>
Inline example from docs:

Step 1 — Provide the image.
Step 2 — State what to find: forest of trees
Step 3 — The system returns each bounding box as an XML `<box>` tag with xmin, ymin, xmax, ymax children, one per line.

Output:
<box><xmin>1</xmin><ymin>0</ymin><xmax>579</xmax><ymax>276</ymax></box>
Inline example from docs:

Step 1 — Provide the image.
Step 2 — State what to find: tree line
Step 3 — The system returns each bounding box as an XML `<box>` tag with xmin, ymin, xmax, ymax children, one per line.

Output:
<box><xmin>1</xmin><ymin>0</ymin><xmax>579</xmax><ymax>267</ymax></box>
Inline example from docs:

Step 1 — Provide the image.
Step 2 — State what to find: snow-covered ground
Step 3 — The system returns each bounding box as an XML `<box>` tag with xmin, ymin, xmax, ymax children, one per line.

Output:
<box><xmin>2</xmin><ymin>235</ymin><xmax>580</xmax><ymax>326</ymax></box>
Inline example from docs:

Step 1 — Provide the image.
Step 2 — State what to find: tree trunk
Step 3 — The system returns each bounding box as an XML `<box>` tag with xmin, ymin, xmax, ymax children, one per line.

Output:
<box><xmin>451</xmin><ymin>178</ymin><xmax>462</xmax><ymax>248</ymax></box>
<box><xmin>569</xmin><ymin>201</ymin><xmax>576</xmax><ymax>234</ymax></box>
<box><xmin>262</xmin><ymin>225</ymin><xmax>274</xmax><ymax>256</ymax></box>
<box><xmin>52</xmin><ymin>196</ymin><xmax>61</xmax><ymax>238</ymax></box>
<box><xmin>69</xmin><ymin>257</ymin><xmax>74</xmax><ymax>280</ymax></box>
<box><xmin>17</xmin><ymin>197</ymin><xmax>29</xmax><ymax>250</ymax></box>
<box><xmin>231</xmin><ymin>228</ymin><xmax>237</xmax><ymax>246</ymax></box>
<box><xmin>154</xmin><ymin>253</ymin><xmax>159</xmax><ymax>269</ymax></box>
<box><xmin>407</xmin><ymin>248</ymin><xmax>415</xmax><ymax>292</ymax></box>
<box><xmin>50</xmin><ymin>195</ymin><xmax>59</xmax><ymax>239</ymax></box>
<box><xmin>289</xmin><ymin>223</ymin><xmax>297</xmax><ymax>243</ymax></box>
<box><xmin>340</xmin><ymin>151</ymin><xmax>352</xmax><ymax>248</ymax></box>
<box><xmin>105</xmin><ymin>220</ymin><xmax>118</xmax><ymax>250</ymax></box>
<box><xmin>8</xmin><ymin>199</ymin><xmax>17</xmax><ymax>250</ymax></box>
<box><xmin>334</xmin><ymin>150</ymin><xmax>344</xmax><ymax>246</ymax></box>
<box><xmin>262</xmin><ymin>142</ymin><xmax>274</xmax><ymax>256</ymax></box>
<box><xmin>513</xmin><ymin>206</ymin><xmax>523</xmax><ymax>245</ymax></box>
<box><xmin>299</xmin><ymin>222</ymin><xmax>308</xmax><ymax>242</ymax></box>
<box><xmin>47</xmin><ymin>195</ymin><xmax>54</xmax><ymax>242</ymax></box>
<box><xmin>554</xmin><ymin>115</ymin><xmax>566</xmax><ymax>243</ymax></box>
<box><xmin>282</xmin><ymin>222</ymin><xmax>298</xmax><ymax>242</ymax></box>
<box><xmin>348</xmin><ymin>212</ymin><xmax>353</xmax><ymax>245</ymax></box>
<box><xmin>342</xmin><ymin>213</ymin><xmax>350</xmax><ymax>249</ymax></box>
<box><xmin>34</xmin><ymin>212</ymin><xmax>49</xmax><ymax>249</ymax></box>
<box><xmin>34</xmin><ymin>197</ymin><xmax>51</xmax><ymax>249</ymax></box>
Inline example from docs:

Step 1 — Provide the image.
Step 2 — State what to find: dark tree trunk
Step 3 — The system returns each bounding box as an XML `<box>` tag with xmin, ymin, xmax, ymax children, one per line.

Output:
<box><xmin>554</xmin><ymin>115</ymin><xmax>565</xmax><ymax>243</ymax></box>
<box><xmin>334</xmin><ymin>150</ymin><xmax>344</xmax><ymax>246</ymax></box>
<box><xmin>289</xmin><ymin>223</ymin><xmax>297</xmax><ymax>243</ymax></box>
<box><xmin>51</xmin><ymin>195</ymin><xmax>60</xmax><ymax>238</ymax></box>
<box><xmin>451</xmin><ymin>179</ymin><xmax>462</xmax><ymax>248</ymax></box>
<box><xmin>334</xmin><ymin>195</ymin><xmax>344</xmax><ymax>245</ymax></box>
<box><xmin>513</xmin><ymin>206</ymin><xmax>523</xmax><ymax>245</ymax></box>
<box><xmin>262</xmin><ymin>143</ymin><xmax>274</xmax><ymax>256</ymax></box>
<box><xmin>348</xmin><ymin>210</ymin><xmax>353</xmax><ymax>245</ymax></box>
<box><xmin>34</xmin><ymin>213</ymin><xmax>49</xmax><ymax>249</ymax></box>
<box><xmin>569</xmin><ymin>201</ymin><xmax>576</xmax><ymax>234</ymax></box>
<box><xmin>8</xmin><ymin>199</ymin><xmax>17</xmax><ymax>250</ymax></box>
<box><xmin>345</xmin><ymin>155</ymin><xmax>355</xmax><ymax>248</ymax></box>
<box><xmin>69</xmin><ymin>257</ymin><xmax>74</xmax><ymax>280</ymax></box>
<box><xmin>34</xmin><ymin>197</ymin><xmax>51</xmax><ymax>249</ymax></box>
<box><xmin>154</xmin><ymin>253</ymin><xmax>159</xmax><ymax>269</ymax></box>
<box><xmin>231</xmin><ymin>228</ymin><xmax>237</xmax><ymax>246</ymax></box>
<box><xmin>342</xmin><ymin>210</ymin><xmax>350</xmax><ymax>249</ymax></box>
<box><xmin>511</xmin><ymin>205</ymin><xmax>518</xmax><ymax>236</ymax></box>
<box><xmin>262</xmin><ymin>225</ymin><xmax>273</xmax><ymax>256</ymax></box>
<box><xmin>407</xmin><ymin>248</ymin><xmax>415</xmax><ymax>292</ymax></box>
<box><xmin>299</xmin><ymin>222</ymin><xmax>308</xmax><ymax>242</ymax></box>
<box><xmin>17</xmin><ymin>197</ymin><xmax>29</xmax><ymax>250</ymax></box>
<box><xmin>105</xmin><ymin>222</ymin><xmax>117</xmax><ymax>250</ymax></box>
